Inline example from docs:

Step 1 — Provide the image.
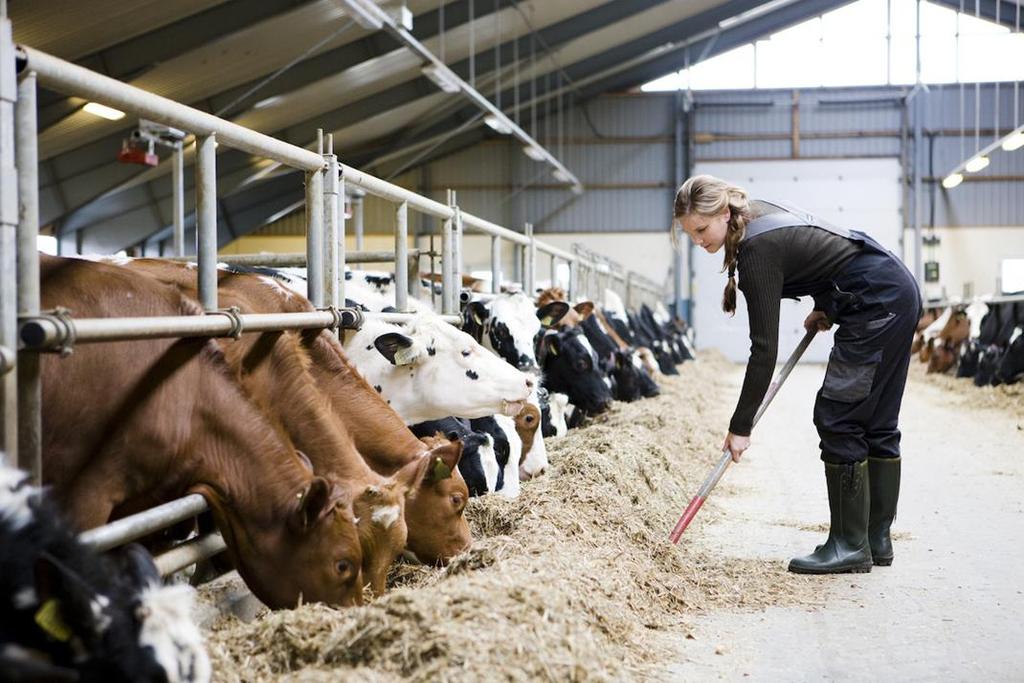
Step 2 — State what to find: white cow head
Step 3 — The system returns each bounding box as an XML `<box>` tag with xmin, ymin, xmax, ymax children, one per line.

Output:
<box><xmin>464</xmin><ymin>293</ymin><xmax>569</xmax><ymax>371</ymax></box>
<box><xmin>346</xmin><ymin>313</ymin><xmax>534</xmax><ymax>424</ymax></box>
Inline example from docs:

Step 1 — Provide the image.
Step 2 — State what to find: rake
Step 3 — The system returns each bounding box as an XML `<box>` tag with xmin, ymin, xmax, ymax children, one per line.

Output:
<box><xmin>669</xmin><ymin>328</ymin><xmax>819</xmax><ymax>543</ymax></box>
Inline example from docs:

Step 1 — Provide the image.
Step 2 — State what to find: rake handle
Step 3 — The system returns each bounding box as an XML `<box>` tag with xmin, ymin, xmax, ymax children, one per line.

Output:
<box><xmin>669</xmin><ymin>328</ymin><xmax>818</xmax><ymax>543</ymax></box>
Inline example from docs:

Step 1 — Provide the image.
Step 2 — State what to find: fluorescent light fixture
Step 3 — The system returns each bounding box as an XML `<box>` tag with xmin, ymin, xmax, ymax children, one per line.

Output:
<box><xmin>421</xmin><ymin>64</ymin><xmax>461</xmax><ymax>93</ymax></box>
<box><xmin>483</xmin><ymin>114</ymin><xmax>512</xmax><ymax>135</ymax></box>
<box><xmin>964</xmin><ymin>155</ymin><xmax>989</xmax><ymax>173</ymax></box>
<box><xmin>253</xmin><ymin>95</ymin><xmax>285</xmax><ymax>110</ymax></box>
<box><xmin>522</xmin><ymin>145</ymin><xmax>545</xmax><ymax>161</ymax></box>
<box><xmin>339</xmin><ymin>0</ymin><xmax>384</xmax><ymax>30</ymax></box>
<box><xmin>570</xmin><ymin>183</ymin><xmax>584</xmax><ymax>196</ymax></box>
<box><xmin>83</xmin><ymin>102</ymin><xmax>125</xmax><ymax>120</ymax></box>
<box><xmin>718</xmin><ymin>0</ymin><xmax>793</xmax><ymax>30</ymax></box>
<box><xmin>1002</xmin><ymin>131</ymin><xmax>1024</xmax><ymax>152</ymax></box>
<box><xmin>385</xmin><ymin>3</ymin><xmax>413</xmax><ymax>30</ymax></box>
<box><xmin>552</xmin><ymin>168</ymin><xmax>571</xmax><ymax>183</ymax></box>
<box><xmin>941</xmin><ymin>173</ymin><xmax>963</xmax><ymax>189</ymax></box>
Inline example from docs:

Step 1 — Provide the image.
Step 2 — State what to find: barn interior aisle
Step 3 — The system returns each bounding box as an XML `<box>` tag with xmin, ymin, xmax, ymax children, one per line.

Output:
<box><xmin>667</xmin><ymin>360</ymin><xmax>1024</xmax><ymax>680</ymax></box>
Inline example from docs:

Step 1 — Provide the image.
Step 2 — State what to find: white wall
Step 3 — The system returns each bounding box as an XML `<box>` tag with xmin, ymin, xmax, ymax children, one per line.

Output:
<box><xmin>691</xmin><ymin>159</ymin><xmax>903</xmax><ymax>363</ymax></box>
<box><xmin>906</xmin><ymin>226</ymin><xmax>1024</xmax><ymax>301</ymax></box>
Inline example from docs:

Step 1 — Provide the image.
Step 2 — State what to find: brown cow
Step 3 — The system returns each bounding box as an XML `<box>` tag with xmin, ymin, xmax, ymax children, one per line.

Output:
<box><xmin>129</xmin><ymin>260</ymin><xmax>472</xmax><ymax>567</ymax></box>
<box><xmin>927</xmin><ymin>307</ymin><xmax>970</xmax><ymax>374</ymax></box>
<box><xmin>126</xmin><ymin>259</ymin><xmax>441</xmax><ymax>592</ymax></box>
<box><xmin>39</xmin><ymin>255</ymin><xmax>364</xmax><ymax>609</ymax></box>
<box><xmin>513</xmin><ymin>402</ymin><xmax>541</xmax><ymax>476</ymax></box>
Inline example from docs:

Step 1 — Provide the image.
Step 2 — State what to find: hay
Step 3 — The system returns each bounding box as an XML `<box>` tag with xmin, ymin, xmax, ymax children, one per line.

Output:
<box><xmin>204</xmin><ymin>353</ymin><xmax>828</xmax><ymax>681</ymax></box>
<box><xmin>907</xmin><ymin>361</ymin><xmax>1024</xmax><ymax>420</ymax></box>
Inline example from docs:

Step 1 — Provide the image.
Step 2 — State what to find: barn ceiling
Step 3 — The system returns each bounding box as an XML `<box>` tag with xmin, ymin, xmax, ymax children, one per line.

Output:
<box><xmin>8</xmin><ymin>0</ymin><xmax>853</xmax><ymax>252</ymax></box>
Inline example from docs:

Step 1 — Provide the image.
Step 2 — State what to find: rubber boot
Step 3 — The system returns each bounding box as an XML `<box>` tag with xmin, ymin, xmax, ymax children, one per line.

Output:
<box><xmin>789</xmin><ymin>460</ymin><xmax>873</xmax><ymax>574</ymax></box>
<box><xmin>867</xmin><ymin>456</ymin><xmax>900</xmax><ymax>566</ymax></box>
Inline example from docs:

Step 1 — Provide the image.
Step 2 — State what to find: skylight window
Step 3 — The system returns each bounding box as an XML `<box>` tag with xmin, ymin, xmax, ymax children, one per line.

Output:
<box><xmin>641</xmin><ymin>0</ymin><xmax>1024</xmax><ymax>92</ymax></box>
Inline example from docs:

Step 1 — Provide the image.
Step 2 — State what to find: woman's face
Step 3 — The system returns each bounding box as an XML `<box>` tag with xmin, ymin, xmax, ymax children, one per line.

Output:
<box><xmin>679</xmin><ymin>207</ymin><xmax>731</xmax><ymax>254</ymax></box>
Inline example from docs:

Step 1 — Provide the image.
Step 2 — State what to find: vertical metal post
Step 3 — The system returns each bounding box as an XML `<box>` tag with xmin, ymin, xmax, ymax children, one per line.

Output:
<box><xmin>338</xmin><ymin>172</ymin><xmax>346</xmax><ymax>309</ymax></box>
<box><xmin>568</xmin><ymin>259</ymin><xmax>578</xmax><ymax>301</ymax></box>
<box><xmin>353</xmin><ymin>194</ymin><xmax>364</xmax><ymax>251</ymax></box>
<box><xmin>674</xmin><ymin>90</ymin><xmax>687</xmax><ymax>322</ymax></box>
<box><xmin>305</xmin><ymin>130</ymin><xmax>325</xmax><ymax>308</ymax></box>
<box><xmin>626</xmin><ymin>272</ymin><xmax>633</xmax><ymax>310</ymax></box>
<box><xmin>195</xmin><ymin>134</ymin><xmax>218</xmax><ymax>311</ymax></box>
<box><xmin>172</xmin><ymin>143</ymin><xmax>185</xmax><ymax>256</ymax></box>
<box><xmin>441</xmin><ymin>189</ymin><xmax>454</xmax><ymax>315</ymax></box>
<box><xmin>323</xmin><ymin>134</ymin><xmax>339</xmax><ymax>310</ymax></box>
<box><xmin>549</xmin><ymin>253</ymin><xmax>556</xmax><ymax>290</ymax></box>
<box><xmin>524</xmin><ymin>223</ymin><xmax>535</xmax><ymax>298</ymax></box>
<box><xmin>15</xmin><ymin>71</ymin><xmax>40</xmax><ymax>482</ymax></box>
<box><xmin>395</xmin><ymin>201</ymin><xmax>409</xmax><ymax>311</ymax></box>
<box><xmin>490</xmin><ymin>235</ymin><xmax>501</xmax><ymax>294</ymax></box>
<box><xmin>450</xmin><ymin>192</ymin><xmax>462</xmax><ymax>312</ymax></box>
<box><xmin>0</xmin><ymin>16</ymin><xmax>13</xmax><ymax>464</ymax></box>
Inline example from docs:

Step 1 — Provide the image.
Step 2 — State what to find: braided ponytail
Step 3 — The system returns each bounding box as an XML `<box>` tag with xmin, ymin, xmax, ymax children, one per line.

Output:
<box><xmin>673</xmin><ymin>175</ymin><xmax>750</xmax><ymax>315</ymax></box>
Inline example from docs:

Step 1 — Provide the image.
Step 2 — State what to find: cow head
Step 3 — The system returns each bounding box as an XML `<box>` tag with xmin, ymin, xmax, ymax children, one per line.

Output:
<box><xmin>515</xmin><ymin>399</ymin><xmax>547</xmax><ymax>480</ymax></box>
<box><xmin>975</xmin><ymin>344</ymin><xmax>1004</xmax><ymax>386</ymax></box>
<box><xmin>411</xmin><ymin>418</ymin><xmax>498</xmax><ymax>497</ymax></box>
<box><xmin>995</xmin><ymin>327</ymin><xmax>1024</xmax><ymax>385</ymax></box>
<box><xmin>956</xmin><ymin>339</ymin><xmax>982</xmax><ymax>379</ymax></box>
<box><xmin>471</xmin><ymin>415</ymin><xmax>523</xmax><ymax>498</ymax></box>
<box><xmin>368</xmin><ymin>313</ymin><xmax>534</xmax><ymax>423</ymax></box>
<box><xmin>396</xmin><ymin>440</ymin><xmax>472</xmax><ymax>565</ymax></box>
<box><xmin>537</xmin><ymin>328</ymin><xmax>613</xmax><ymax>415</ymax></box>
<box><xmin>463</xmin><ymin>294</ymin><xmax>568</xmax><ymax>371</ymax></box>
<box><xmin>351</xmin><ymin>481</ymin><xmax>408</xmax><ymax>597</ymax></box>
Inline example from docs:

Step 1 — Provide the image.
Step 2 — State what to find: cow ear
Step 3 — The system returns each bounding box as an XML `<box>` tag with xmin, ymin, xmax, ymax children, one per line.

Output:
<box><xmin>294</xmin><ymin>450</ymin><xmax>314</xmax><ymax>475</ymax></box>
<box><xmin>111</xmin><ymin>543</ymin><xmax>160</xmax><ymax>592</ymax></box>
<box><xmin>374</xmin><ymin>332</ymin><xmax>419</xmax><ymax>366</ymax></box>
<box><xmin>537</xmin><ymin>301</ymin><xmax>570</xmax><ymax>328</ymax></box>
<box><xmin>295</xmin><ymin>477</ymin><xmax>332</xmax><ymax>531</ymax></box>
<box><xmin>428</xmin><ymin>440</ymin><xmax>463</xmax><ymax>482</ymax></box>
<box><xmin>574</xmin><ymin>301</ymin><xmax>594</xmax><ymax>319</ymax></box>
<box><xmin>467</xmin><ymin>301</ymin><xmax>489</xmax><ymax>327</ymax></box>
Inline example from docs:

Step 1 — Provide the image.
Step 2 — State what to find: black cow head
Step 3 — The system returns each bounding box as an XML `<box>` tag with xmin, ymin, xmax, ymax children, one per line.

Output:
<box><xmin>995</xmin><ymin>328</ymin><xmax>1024</xmax><ymax>385</ymax></box>
<box><xmin>537</xmin><ymin>329</ymin><xmax>613</xmax><ymax>415</ymax></box>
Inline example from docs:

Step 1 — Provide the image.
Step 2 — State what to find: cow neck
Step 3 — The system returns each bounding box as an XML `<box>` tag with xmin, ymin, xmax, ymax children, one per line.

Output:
<box><xmin>305</xmin><ymin>329</ymin><xmax>427</xmax><ymax>475</ymax></box>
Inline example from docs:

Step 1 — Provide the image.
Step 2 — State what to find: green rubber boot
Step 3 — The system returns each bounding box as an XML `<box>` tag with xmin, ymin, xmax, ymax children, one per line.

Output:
<box><xmin>789</xmin><ymin>460</ymin><xmax>873</xmax><ymax>574</ymax></box>
<box><xmin>867</xmin><ymin>456</ymin><xmax>901</xmax><ymax>566</ymax></box>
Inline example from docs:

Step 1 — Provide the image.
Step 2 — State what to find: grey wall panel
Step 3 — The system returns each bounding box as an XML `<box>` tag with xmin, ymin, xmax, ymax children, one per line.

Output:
<box><xmin>526</xmin><ymin>188</ymin><xmax>670</xmax><ymax>233</ymax></box>
<box><xmin>560</xmin><ymin>143</ymin><xmax>673</xmax><ymax>185</ymax></box>
<box><xmin>575</xmin><ymin>94</ymin><xmax>674</xmax><ymax>137</ymax></box>
<box><xmin>800</xmin><ymin>137</ymin><xmax>901</xmax><ymax>158</ymax></box>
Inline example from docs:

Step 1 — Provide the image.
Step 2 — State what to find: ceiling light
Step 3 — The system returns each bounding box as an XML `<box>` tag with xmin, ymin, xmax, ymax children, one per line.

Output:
<box><xmin>1002</xmin><ymin>131</ymin><xmax>1024</xmax><ymax>152</ymax></box>
<box><xmin>83</xmin><ymin>102</ymin><xmax>125</xmax><ymax>120</ymax></box>
<box><xmin>570</xmin><ymin>183</ymin><xmax>584</xmax><ymax>196</ymax></box>
<box><xmin>421</xmin><ymin>64</ymin><xmax>461</xmax><ymax>93</ymax></box>
<box><xmin>338</xmin><ymin>0</ymin><xmax>384</xmax><ymax>30</ymax></box>
<box><xmin>964</xmin><ymin>155</ymin><xmax>989</xmax><ymax>173</ymax></box>
<box><xmin>483</xmin><ymin>114</ymin><xmax>512</xmax><ymax>135</ymax></box>
<box><xmin>522</xmin><ymin>145</ymin><xmax>545</xmax><ymax>161</ymax></box>
<box><xmin>941</xmin><ymin>173</ymin><xmax>963</xmax><ymax>189</ymax></box>
<box><xmin>552</xmin><ymin>168</ymin><xmax>571</xmax><ymax>183</ymax></box>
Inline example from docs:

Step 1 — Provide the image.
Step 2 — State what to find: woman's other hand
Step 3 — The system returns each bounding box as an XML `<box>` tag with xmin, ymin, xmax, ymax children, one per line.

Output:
<box><xmin>804</xmin><ymin>310</ymin><xmax>833</xmax><ymax>332</ymax></box>
<box><xmin>723</xmin><ymin>432</ymin><xmax>751</xmax><ymax>463</ymax></box>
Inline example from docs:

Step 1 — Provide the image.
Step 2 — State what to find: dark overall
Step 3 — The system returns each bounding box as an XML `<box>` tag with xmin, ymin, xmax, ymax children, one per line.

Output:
<box><xmin>745</xmin><ymin>201</ymin><xmax>922</xmax><ymax>466</ymax></box>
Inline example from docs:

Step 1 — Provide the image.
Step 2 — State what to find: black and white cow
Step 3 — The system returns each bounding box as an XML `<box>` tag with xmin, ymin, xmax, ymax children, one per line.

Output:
<box><xmin>410</xmin><ymin>416</ymin><xmax>521</xmax><ymax>498</ymax></box>
<box><xmin>537</xmin><ymin>327</ymin><xmax>613</xmax><ymax>419</ymax></box>
<box><xmin>578</xmin><ymin>314</ymin><xmax>658</xmax><ymax>402</ymax></box>
<box><xmin>0</xmin><ymin>463</ymin><xmax>210</xmax><ymax>683</ymax></box>
<box><xmin>462</xmin><ymin>293</ymin><xmax>569</xmax><ymax>372</ymax></box>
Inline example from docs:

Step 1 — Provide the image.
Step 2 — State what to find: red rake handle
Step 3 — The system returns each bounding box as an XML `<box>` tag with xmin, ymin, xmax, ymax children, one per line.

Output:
<box><xmin>669</xmin><ymin>328</ymin><xmax>818</xmax><ymax>544</ymax></box>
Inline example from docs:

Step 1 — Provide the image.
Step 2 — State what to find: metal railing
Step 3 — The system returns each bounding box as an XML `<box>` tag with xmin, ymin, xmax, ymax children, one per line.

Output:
<box><xmin>2</xmin><ymin>30</ymin><xmax>668</xmax><ymax>578</ymax></box>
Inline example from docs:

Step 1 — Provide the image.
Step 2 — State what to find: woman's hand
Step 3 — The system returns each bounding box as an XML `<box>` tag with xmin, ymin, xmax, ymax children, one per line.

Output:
<box><xmin>723</xmin><ymin>432</ymin><xmax>751</xmax><ymax>463</ymax></box>
<box><xmin>804</xmin><ymin>310</ymin><xmax>833</xmax><ymax>332</ymax></box>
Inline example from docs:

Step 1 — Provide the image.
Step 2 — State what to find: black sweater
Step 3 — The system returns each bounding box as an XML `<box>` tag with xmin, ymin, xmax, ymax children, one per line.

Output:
<box><xmin>729</xmin><ymin>203</ymin><xmax>861</xmax><ymax>436</ymax></box>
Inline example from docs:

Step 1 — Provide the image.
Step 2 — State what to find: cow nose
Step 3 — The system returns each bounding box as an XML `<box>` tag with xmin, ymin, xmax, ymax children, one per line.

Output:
<box><xmin>525</xmin><ymin>376</ymin><xmax>535</xmax><ymax>390</ymax></box>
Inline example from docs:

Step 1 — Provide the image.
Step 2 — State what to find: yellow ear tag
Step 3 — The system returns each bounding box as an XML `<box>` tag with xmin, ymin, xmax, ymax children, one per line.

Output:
<box><xmin>35</xmin><ymin>599</ymin><xmax>72</xmax><ymax>642</ymax></box>
<box><xmin>393</xmin><ymin>346</ymin><xmax>418</xmax><ymax>366</ymax></box>
<box><xmin>431</xmin><ymin>457</ymin><xmax>452</xmax><ymax>481</ymax></box>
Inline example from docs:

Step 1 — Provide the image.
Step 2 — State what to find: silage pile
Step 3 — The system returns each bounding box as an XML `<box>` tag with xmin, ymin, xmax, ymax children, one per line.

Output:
<box><xmin>204</xmin><ymin>353</ymin><xmax>826</xmax><ymax>682</ymax></box>
<box><xmin>907</xmin><ymin>361</ymin><xmax>1024</xmax><ymax>420</ymax></box>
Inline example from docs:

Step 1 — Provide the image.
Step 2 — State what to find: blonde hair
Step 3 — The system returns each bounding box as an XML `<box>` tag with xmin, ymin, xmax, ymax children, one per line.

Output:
<box><xmin>672</xmin><ymin>174</ymin><xmax>751</xmax><ymax>315</ymax></box>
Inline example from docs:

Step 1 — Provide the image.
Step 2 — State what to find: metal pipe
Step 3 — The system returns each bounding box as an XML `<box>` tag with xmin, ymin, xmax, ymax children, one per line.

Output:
<box><xmin>0</xmin><ymin>345</ymin><xmax>13</xmax><ymax>375</ymax></box>
<box><xmin>525</xmin><ymin>223</ymin><xmax>535</xmax><ymax>298</ymax></box>
<box><xmin>490</xmin><ymin>235</ymin><xmax>501</xmax><ymax>294</ymax></box>
<box><xmin>535</xmin><ymin>241</ymin><xmax>575</xmax><ymax>262</ymax></box>
<box><xmin>305</xmin><ymin>148</ymin><xmax>324</xmax><ymax>308</ymax></box>
<box><xmin>20</xmin><ymin>309</ymin><xmax>364</xmax><ymax>349</ymax></box>
<box><xmin>342</xmin><ymin>163</ymin><xmax>452</xmax><ymax>219</ymax></box>
<box><xmin>568</xmin><ymin>260</ymin><xmax>578</xmax><ymax>301</ymax></box>
<box><xmin>195</xmin><ymin>134</ymin><xmax>217</xmax><ymax>311</ymax></box>
<box><xmin>79</xmin><ymin>493</ymin><xmax>209</xmax><ymax>552</ymax></box>
<box><xmin>171</xmin><ymin>250</ymin><xmax>419</xmax><ymax>267</ymax></box>
<box><xmin>395</xmin><ymin>201</ymin><xmax>409</xmax><ymax>311</ymax></box>
<box><xmin>338</xmin><ymin>172</ymin><xmax>346</xmax><ymax>310</ymax></box>
<box><xmin>323</xmin><ymin>139</ymin><xmax>339</xmax><ymax>310</ymax></box>
<box><xmin>1</xmin><ymin>17</ymin><xmax>18</xmax><ymax>461</ymax></box>
<box><xmin>19</xmin><ymin>46</ymin><xmax>323</xmax><ymax>171</ymax></box>
<box><xmin>172</xmin><ymin>144</ymin><xmax>185</xmax><ymax>256</ymax></box>
<box><xmin>549</xmin><ymin>254</ymin><xmax>557</xmax><ymax>289</ymax></box>
<box><xmin>16</xmin><ymin>70</ymin><xmax>40</xmax><ymax>484</ymax></box>
<box><xmin>155</xmin><ymin>532</ymin><xmax>227</xmax><ymax>577</ymax></box>
<box><xmin>353</xmin><ymin>194</ymin><xmax>364</xmax><ymax>251</ymax></box>
<box><xmin>464</xmin><ymin>212</ymin><xmax>529</xmax><ymax>246</ymax></box>
<box><xmin>451</xmin><ymin>193</ymin><xmax>462</xmax><ymax>313</ymax></box>
<box><xmin>441</xmin><ymin>190</ymin><xmax>454</xmax><ymax>315</ymax></box>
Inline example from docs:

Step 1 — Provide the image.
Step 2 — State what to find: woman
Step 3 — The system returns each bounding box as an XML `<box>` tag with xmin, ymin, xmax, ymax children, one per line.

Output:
<box><xmin>673</xmin><ymin>175</ymin><xmax>921</xmax><ymax>574</ymax></box>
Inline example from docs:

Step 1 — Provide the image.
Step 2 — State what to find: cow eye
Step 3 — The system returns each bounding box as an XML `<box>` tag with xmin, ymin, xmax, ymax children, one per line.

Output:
<box><xmin>525</xmin><ymin>415</ymin><xmax>536</xmax><ymax>424</ymax></box>
<box><xmin>337</xmin><ymin>560</ymin><xmax>353</xmax><ymax>576</ymax></box>
<box><xmin>451</xmin><ymin>494</ymin><xmax>465</xmax><ymax>509</ymax></box>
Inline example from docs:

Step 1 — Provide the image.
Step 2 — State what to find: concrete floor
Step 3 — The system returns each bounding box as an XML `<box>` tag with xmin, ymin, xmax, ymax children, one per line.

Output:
<box><xmin>668</xmin><ymin>363</ymin><xmax>1024</xmax><ymax>682</ymax></box>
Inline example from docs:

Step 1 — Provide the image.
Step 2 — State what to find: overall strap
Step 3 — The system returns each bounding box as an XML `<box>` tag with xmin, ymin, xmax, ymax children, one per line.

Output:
<box><xmin>744</xmin><ymin>199</ymin><xmax>854</xmax><ymax>241</ymax></box>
